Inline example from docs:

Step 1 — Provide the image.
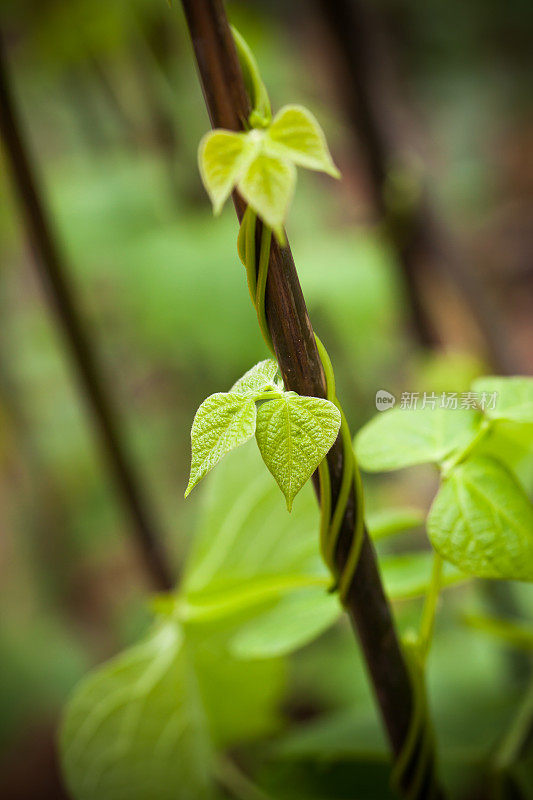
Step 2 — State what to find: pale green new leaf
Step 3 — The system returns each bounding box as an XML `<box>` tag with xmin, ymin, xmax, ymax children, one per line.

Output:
<box><xmin>355</xmin><ymin>407</ymin><xmax>483</xmax><ymax>472</ymax></box>
<box><xmin>61</xmin><ymin>620</ymin><xmax>284</xmax><ymax>800</ymax></box>
<box><xmin>255</xmin><ymin>394</ymin><xmax>341</xmax><ymax>510</ymax></box>
<box><xmin>60</xmin><ymin>623</ymin><xmax>213</xmax><ymax>800</ymax></box>
<box><xmin>185</xmin><ymin>392</ymin><xmax>257</xmax><ymax>497</ymax></box>
<box><xmin>428</xmin><ymin>456</ymin><xmax>533</xmax><ymax>581</ymax></box>
<box><xmin>472</xmin><ymin>376</ymin><xmax>533</xmax><ymax>424</ymax></box>
<box><xmin>265</xmin><ymin>104</ymin><xmax>340</xmax><ymax>178</ymax></box>
<box><xmin>198</xmin><ymin>129</ymin><xmax>259</xmax><ymax>215</ymax></box>
<box><xmin>230</xmin><ymin>359</ymin><xmax>279</xmax><ymax>397</ymax></box>
<box><xmin>230</xmin><ymin>588</ymin><xmax>341</xmax><ymax>659</ymax></box>
<box><xmin>237</xmin><ymin>152</ymin><xmax>296</xmax><ymax>243</ymax></box>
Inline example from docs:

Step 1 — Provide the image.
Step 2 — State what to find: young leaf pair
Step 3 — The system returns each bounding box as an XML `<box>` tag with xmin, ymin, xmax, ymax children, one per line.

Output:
<box><xmin>185</xmin><ymin>359</ymin><xmax>341</xmax><ymax>511</ymax></box>
<box><xmin>355</xmin><ymin>376</ymin><xmax>533</xmax><ymax>582</ymax></box>
<box><xmin>198</xmin><ymin>104</ymin><xmax>340</xmax><ymax>243</ymax></box>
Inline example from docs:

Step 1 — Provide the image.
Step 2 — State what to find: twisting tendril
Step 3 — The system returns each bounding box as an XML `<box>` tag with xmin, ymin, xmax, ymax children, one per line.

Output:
<box><xmin>232</xmin><ymin>29</ymin><xmax>441</xmax><ymax>798</ymax></box>
<box><xmin>237</xmin><ymin>208</ymin><xmax>440</xmax><ymax>800</ymax></box>
<box><xmin>239</xmin><ymin>208</ymin><xmax>364</xmax><ymax>605</ymax></box>
<box><xmin>390</xmin><ymin>635</ymin><xmax>440</xmax><ymax>799</ymax></box>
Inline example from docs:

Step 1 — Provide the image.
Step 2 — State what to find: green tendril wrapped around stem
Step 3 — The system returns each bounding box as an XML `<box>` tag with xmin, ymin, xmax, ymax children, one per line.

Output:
<box><xmin>390</xmin><ymin>640</ymin><xmax>439</xmax><ymax>799</ymax></box>
<box><xmin>229</xmin><ymin>23</ymin><xmax>442</xmax><ymax>792</ymax></box>
<box><xmin>237</xmin><ymin>209</ymin><xmax>440</xmax><ymax>799</ymax></box>
<box><xmin>241</xmin><ymin>208</ymin><xmax>274</xmax><ymax>353</ymax></box>
<box><xmin>314</xmin><ymin>334</ymin><xmax>365</xmax><ymax>604</ymax></box>
<box><xmin>390</xmin><ymin>554</ymin><xmax>442</xmax><ymax>798</ymax></box>
<box><xmin>239</xmin><ymin>211</ymin><xmax>365</xmax><ymax>606</ymax></box>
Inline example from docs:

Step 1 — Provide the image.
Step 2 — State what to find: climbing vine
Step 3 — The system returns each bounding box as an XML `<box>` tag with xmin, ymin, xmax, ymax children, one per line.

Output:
<box><xmin>189</xmin><ymin>29</ymin><xmax>442</xmax><ymax>797</ymax></box>
<box><xmin>191</xmin><ymin>28</ymin><xmax>367</xmax><ymax>611</ymax></box>
<box><xmin>57</xmin><ymin>20</ymin><xmax>533</xmax><ymax>800</ymax></box>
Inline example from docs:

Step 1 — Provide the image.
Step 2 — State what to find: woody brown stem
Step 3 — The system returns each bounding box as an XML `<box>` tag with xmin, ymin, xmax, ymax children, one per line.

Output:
<box><xmin>179</xmin><ymin>2</ymin><xmax>443</xmax><ymax>795</ymax></box>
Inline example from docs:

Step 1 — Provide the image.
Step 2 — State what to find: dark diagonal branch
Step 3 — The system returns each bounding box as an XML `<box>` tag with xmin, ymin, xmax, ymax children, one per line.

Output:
<box><xmin>179</xmin><ymin>2</ymin><xmax>443</xmax><ymax>796</ymax></box>
<box><xmin>317</xmin><ymin>0</ymin><xmax>518</xmax><ymax>374</ymax></box>
<box><xmin>0</xmin><ymin>34</ymin><xmax>173</xmax><ymax>592</ymax></box>
<box><xmin>316</xmin><ymin>0</ymin><xmax>527</xmax><ymax>684</ymax></box>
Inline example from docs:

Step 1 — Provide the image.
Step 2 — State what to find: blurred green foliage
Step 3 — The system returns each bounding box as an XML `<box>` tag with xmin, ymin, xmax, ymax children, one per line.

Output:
<box><xmin>1</xmin><ymin>0</ymin><xmax>532</xmax><ymax>797</ymax></box>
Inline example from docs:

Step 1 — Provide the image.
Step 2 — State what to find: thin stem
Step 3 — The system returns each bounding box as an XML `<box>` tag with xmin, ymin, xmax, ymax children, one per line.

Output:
<box><xmin>0</xmin><ymin>34</ymin><xmax>173</xmax><ymax>592</ymax></box>
<box><xmin>442</xmin><ymin>417</ymin><xmax>492</xmax><ymax>475</ymax></box>
<box><xmin>244</xmin><ymin>207</ymin><xmax>257</xmax><ymax>301</ymax></box>
<box><xmin>316</xmin><ymin>0</ymin><xmax>519</xmax><ymax>374</ymax></box>
<box><xmin>178</xmin><ymin>2</ymin><xmax>444</xmax><ymax>796</ymax></box>
<box><xmin>326</xmin><ymin>413</ymin><xmax>355</xmax><ymax>567</ymax></box>
<box><xmin>419</xmin><ymin>553</ymin><xmax>443</xmax><ymax>663</ymax></box>
<box><xmin>215</xmin><ymin>756</ymin><xmax>274</xmax><ymax>800</ymax></box>
<box><xmin>255</xmin><ymin>390</ymin><xmax>283</xmax><ymax>401</ymax></box>
<box><xmin>315</xmin><ymin>0</ymin><xmax>438</xmax><ymax>348</ymax></box>
<box><xmin>314</xmin><ymin>333</ymin><xmax>363</xmax><ymax>602</ymax></box>
<box><xmin>255</xmin><ymin>222</ymin><xmax>274</xmax><ymax>352</ymax></box>
<box><xmin>495</xmin><ymin>675</ymin><xmax>533</xmax><ymax>772</ymax></box>
<box><xmin>178</xmin><ymin>574</ymin><xmax>329</xmax><ymax>623</ymax></box>
<box><xmin>314</xmin><ymin>334</ymin><xmax>361</xmax><ymax>588</ymax></box>
<box><xmin>318</xmin><ymin>458</ymin><xmax>332</xmax><ymax>565</ymax></box>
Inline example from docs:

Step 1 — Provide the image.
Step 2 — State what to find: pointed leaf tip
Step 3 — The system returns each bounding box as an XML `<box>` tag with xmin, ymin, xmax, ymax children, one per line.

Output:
<box><xmin>255</xmin><ymin>394</ymin><xmax>341</xmax><ymax>509</ymax></box>
<box><xmin>186</xmin><ymin>392</ymin><xmax>257</xmax><ymax>496</ymax></box>
<box><xmin>237</xmin><ymin>152</ymin><xmax>296</xmax><ymax>237</ymax></box>
<box><xmin>265</xmin><ymin>104</ymin><xmax>340</xmax><ymax>179</ymax></box>
<box><xmin>198</xmin><ymin>129</ymin><xmax>259</xmax><ymax>215</ymax></box>
<box><xmin>428</xmin><ymin>456</ymin><xmax>533</xmax><ymax>581</ymax></box>
<box><xmin>231</xmin><ymin>359</ymin><xmax>279</xmax><ymax>397</ymax></box>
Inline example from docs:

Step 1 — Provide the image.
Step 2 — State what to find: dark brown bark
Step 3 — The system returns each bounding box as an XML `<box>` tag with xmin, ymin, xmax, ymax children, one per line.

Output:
<box><xmin>0</xmin><ymin>35</ymin><xmax>173</xmax><ymax>593</ymax></box>
<box><xmin>317</xmin><ymin>0</ymin><xmax>528</xmax><ymax>738</ymax></box>
<box><xmin>130</xmin><ymin>41</ymin><xmax>181</xmax><ymax>204</ymax></box>
<box><xmin>0</xmin><ymin>720</ymin><xmax>69</xmax><ymax>800</ymax></box>
<box><xmin>89</xmin><ymin>55</ymin><xmax>140</xmax><ymax>146</ymax></box>
<box><xmin>317</xmin><ymin>0</ymin><xmax>518</xmax><ymax>374</ymax></box>
<box><xmin>179</xmin><ymin>1</ymin><xmax>442</xmax><ymax>794</ymax></box>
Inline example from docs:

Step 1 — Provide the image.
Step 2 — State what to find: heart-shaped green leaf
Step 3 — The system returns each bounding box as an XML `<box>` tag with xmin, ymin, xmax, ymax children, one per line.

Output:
<box><xmin>265</xmin><ymin>104</ymin><xmax>340</xmax><ymax>178</ymax></box>
<box><xmin>231</xmin><ymin>587</ymin><xmax>341</xmax><ymax>660</ymax></box>
<box><xmin>185</xmin><ymin>392</ymin><xmax>257</xmax><ymax>496</ymax></box>
<box><xmin>255</xmin><ymin>394</ymin><xmax>341</xmax><ymax>510</ymax></box>
<box><xmin>472</xmin><ymin>376</ymin><xmax>533</xmax><ymax>424</ymax></box>
<box><xmin>355</xmin><ymin>407</ymin><xmax>483</xmax><ymax>472</ymax></box>
<box><xmin>231</xmin><ymin>359</ymin><xmax>279</xmax><ymax>397</ymax></box>
<box><xmin>198</xmin><ymin>129</ymin><xmax>259</xmax><ymax>214</ymax></box>
<box><xmin>61</xmin><ymin>620</ymin><xmax>284</xmax><ymax>800</ymax></box>
<box><xmin>237</xmin><ymin>152</ymin><xmax>296</xmax><ymax>243</ymax></box>
<box><xmin>428</xmin><ymin>456</ymin><xmax>533</xmax><ymax>581</ymax></box>
<box><xmin>60</xmin><ymin>623</ymin><xmax>213</xmax><ymax>800</ymax></box>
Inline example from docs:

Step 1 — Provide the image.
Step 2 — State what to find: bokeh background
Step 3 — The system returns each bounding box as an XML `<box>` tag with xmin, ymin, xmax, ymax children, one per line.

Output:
<box><xmin>1</xmin><ymin>0</ymin><xmax>532</xmax><ymax>797</ymax></box>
